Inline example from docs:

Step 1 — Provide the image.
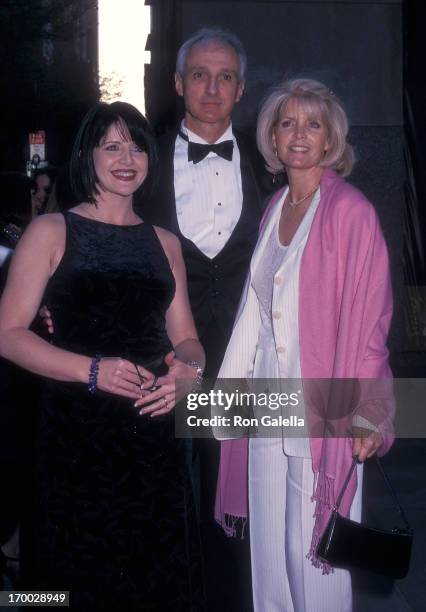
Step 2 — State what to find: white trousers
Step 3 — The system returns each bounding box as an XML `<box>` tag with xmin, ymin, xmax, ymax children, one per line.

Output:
<box><xmin>249</xmin><ymin>438</ymin><xmax>363</xmax><ymax>612</ymax></box>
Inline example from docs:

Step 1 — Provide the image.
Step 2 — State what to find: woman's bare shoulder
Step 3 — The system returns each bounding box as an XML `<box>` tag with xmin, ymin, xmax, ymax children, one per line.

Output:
<box><xmin>152</xmin><ymin>225</ymin><xmax>182</xmax><ymax>270</ymax></box>
<box><xmin>26</xmin><ymin>212</ymin><xmax>65</xmax><ymax>233</ymax></box>
<box><xmin>153</xmin><ymin>225</ymin><xmax>181</xmax><ymax>251</ymax></box>
<box><xmin>153</xmin><ymin>225</ymin><xmax>179</xmax><ymax>244</ymax></box>
<box><xmin>16</xmin><ymin>214</ymin><xmax>66</xmax><ymax>258</ymax></box>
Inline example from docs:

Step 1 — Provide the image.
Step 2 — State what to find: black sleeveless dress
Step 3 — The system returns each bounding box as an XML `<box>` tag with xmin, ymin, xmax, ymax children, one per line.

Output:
<box><xmin>34</xmin><ymin>212</ymin><xmax>205</xmax><ymax>611</ymax></box>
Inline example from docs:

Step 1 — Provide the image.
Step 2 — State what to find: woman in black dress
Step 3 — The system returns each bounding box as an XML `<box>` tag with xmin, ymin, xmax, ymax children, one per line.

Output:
<box><xmin>0</xmin><ymin>102</ymin><xmax>205</xmax><ymax>611</ymax></box>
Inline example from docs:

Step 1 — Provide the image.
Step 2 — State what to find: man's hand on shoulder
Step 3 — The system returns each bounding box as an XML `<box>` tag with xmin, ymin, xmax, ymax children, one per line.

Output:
<box><xmin>39</xmin><ymin>305</ymin><xmax>54</xmax><ymax>335</ymax></box>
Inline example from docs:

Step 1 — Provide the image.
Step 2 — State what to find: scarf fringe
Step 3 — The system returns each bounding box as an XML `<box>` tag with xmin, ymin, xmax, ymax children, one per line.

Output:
<box><xmin>221</xmin><ymin>513</ymin><xmax>247</xmax><ymax>540</ymax></box>
<box><xmin>311</xmin><ymin>470</ymin><xmax>334</xmax><ymax>509</ymax></box>
<box><xmin>306</xmin><ymin>533</ymin><xmax>334</xmax><ymax>575</ymax></box>
<box><xmin>308</xmin><ymin>470</ymin><xmax>335</xmax><ymax>573</ymax></box>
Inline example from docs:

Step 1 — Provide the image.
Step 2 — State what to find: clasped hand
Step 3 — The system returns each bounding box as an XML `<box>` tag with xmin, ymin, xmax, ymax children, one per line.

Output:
<box><xmin>134</xmin><ymin>351</ymin><xmax>199</xmax><ymax>417</ymax></box>
<box><xmin>95</xmin><ymin>357</ymin><xmax>156</xmax><ymax>400</ymax></box>
<box><xmin>39</xmin><ymin>306</ymin><xmax>197</xmax><ymax>416</ymax></box>
<box><xmin>95</xmin><ymin>352</ymin><xmax>198</xmax><ymax>417</ymax></box>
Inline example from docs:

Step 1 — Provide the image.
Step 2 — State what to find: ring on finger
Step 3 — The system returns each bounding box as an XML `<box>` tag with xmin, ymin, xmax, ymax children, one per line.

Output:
<box><xmin>163</xmin><ymin>397</ymin><xmax>168</xmax><ymax>409</ymax></box>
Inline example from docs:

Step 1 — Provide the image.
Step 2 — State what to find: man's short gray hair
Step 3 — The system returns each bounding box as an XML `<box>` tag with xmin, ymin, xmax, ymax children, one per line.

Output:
<box><xmin>176</xmin><ymin>27</ymin><xmax>247</xmax><ymax>81</ymax></box>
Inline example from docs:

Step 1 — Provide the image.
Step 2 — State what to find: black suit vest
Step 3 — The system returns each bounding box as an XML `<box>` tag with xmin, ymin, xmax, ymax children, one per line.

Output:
<box><xmin>142</xmin><ymin>128</ymin><xmax>272</xmax><ymax>375</ymax></box>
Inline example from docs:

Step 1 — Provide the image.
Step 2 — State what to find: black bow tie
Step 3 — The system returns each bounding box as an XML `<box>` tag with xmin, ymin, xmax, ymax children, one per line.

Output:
<box><xmin>179</xmin><ymin>130</ymin><xmax>234</xmax><ymax>164</ymax></box>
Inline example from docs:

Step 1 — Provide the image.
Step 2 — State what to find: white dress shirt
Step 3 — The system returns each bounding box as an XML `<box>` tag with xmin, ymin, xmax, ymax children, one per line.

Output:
<box><xmin>173</xmin><ymin>122</ymin><xmax>243</xmax><ymax>258</ymax></box>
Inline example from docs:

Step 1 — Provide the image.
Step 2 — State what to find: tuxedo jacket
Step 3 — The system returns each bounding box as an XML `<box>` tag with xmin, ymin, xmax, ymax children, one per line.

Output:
<box><xmin>142</xmin><ymin>128</ymin><xmax>275</xmax><ymax>377</ymax></box>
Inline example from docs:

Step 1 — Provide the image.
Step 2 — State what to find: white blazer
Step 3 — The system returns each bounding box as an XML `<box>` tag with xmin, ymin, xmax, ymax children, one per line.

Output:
<box><xmin>217</xmin><ymin>187</ymin><xmax>320</xmax><ymax>381</ymax></box>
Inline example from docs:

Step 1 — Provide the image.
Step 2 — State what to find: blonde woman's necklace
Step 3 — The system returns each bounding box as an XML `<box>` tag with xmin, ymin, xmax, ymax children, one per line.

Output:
<box><xmin>288</xmin><ymin>184</ymin><xmax>319</xmax><ymax>208</ymax></box>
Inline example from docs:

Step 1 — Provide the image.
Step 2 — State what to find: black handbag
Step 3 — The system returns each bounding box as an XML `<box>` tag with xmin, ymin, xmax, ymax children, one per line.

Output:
<box><xmin>317</xmin><ymin>456</ymin><xmax>413</xmax><ymax>579</ymax></box>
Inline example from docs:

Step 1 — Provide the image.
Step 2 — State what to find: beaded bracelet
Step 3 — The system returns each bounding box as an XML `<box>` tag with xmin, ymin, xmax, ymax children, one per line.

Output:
<box><xmin>88</xmin><ymin>354</ymin><xmax>102</xmax><ymax>394</ymax></box>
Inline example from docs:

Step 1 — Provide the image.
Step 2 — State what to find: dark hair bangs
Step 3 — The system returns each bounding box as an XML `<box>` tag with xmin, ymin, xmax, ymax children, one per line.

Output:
<box><xmin>93</xmin><ymin>105</ymin><xmax>152</xmax><ymax>152</ymax></box>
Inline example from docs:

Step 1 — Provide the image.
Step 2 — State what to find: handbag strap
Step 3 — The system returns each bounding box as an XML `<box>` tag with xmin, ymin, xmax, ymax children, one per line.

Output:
<box><xmin>334</xmin><ymin>457</ymin><xmax>358</xmax><ymax>510</ymax></box>
<box><xmin>373</xmin><ymin>455</ymin><xmax>412</xmax><ymax>532</ymax></box>
<box><xmin>334</xmin><ymin>456</ymin><xmax>412</xmax><ymax>532</ymax></box>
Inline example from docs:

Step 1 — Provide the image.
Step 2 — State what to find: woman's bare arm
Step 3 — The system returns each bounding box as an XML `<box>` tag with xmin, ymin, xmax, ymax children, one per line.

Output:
<box><xmin>0</xmin><ymin>215</ymin><xmax>145</xmax><ymax>398</ymax></box>
<box><xmin>135</xmin><ymin>228</ymin><xmax>205</xmax><ymax>415</ymax></box>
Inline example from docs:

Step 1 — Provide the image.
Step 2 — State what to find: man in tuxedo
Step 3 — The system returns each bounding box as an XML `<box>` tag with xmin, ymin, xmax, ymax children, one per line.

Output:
<box><xmin>142</xmin><ymin>28</ymin><xmax>276</xmax><ymax>611</ymax></box>
<box><xmin>143</xmin><ymin>28</ymin><xmax>272</xmax><ymax>379</ymax></box>
<box><xmin>39</xmin><ymin>28</ymin><xmax>273</xmax><ymax>610</ymax></box>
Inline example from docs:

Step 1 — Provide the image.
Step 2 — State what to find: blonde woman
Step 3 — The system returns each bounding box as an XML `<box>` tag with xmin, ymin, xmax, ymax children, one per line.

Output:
<box><xmin>215</xmin><ymin>79</ymin><xmax>393</xmax><ymax>611</ymax></box>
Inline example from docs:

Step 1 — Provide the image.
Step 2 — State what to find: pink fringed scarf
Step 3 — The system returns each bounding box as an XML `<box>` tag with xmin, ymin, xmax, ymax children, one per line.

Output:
<box><xmin>214</xmin><ymin>170</ymin><xmax>394</xmax><ymax>570</ymax></box>
<box><xmin>214</xmin><ymin>437</ymin><xmax>249</xmax><ymax>538</ymax></box>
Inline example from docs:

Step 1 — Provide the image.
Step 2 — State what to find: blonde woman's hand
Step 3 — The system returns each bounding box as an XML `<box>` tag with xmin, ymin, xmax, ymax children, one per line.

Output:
<box><xmin>352</xmin><ymin>426</ymin><xmax>383</xmax><ymax>462</ymax></box>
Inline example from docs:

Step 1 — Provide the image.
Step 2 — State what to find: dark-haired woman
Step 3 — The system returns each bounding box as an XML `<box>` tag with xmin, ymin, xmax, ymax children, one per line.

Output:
<box><xmin>0</xmin><ymin>102</ymin><xmax>205</xmax><ymax>610</ymax></box>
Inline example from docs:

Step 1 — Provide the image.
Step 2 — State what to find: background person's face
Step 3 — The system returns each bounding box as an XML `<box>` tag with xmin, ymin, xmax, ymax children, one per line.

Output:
<box><xmin>32</xmin><ymin>173</ymin><xmax>51</xmax><ymax>214</ymax></box>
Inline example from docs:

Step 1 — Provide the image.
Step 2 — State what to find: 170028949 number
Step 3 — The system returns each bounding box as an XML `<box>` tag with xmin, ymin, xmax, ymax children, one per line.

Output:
<box><xmin>0</xmin><ymin>591</ymin><xmax>69</xmax><ymax>606</ymax></box>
